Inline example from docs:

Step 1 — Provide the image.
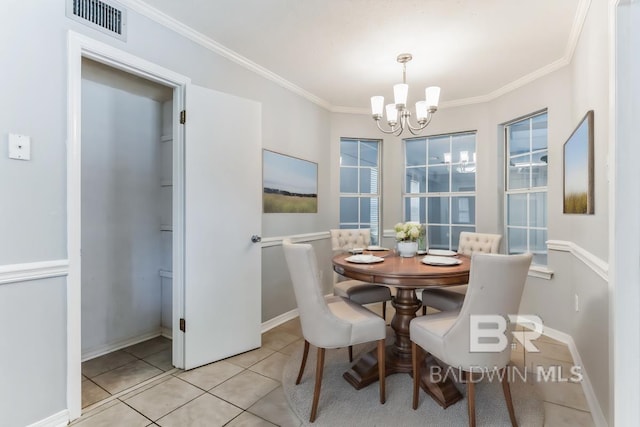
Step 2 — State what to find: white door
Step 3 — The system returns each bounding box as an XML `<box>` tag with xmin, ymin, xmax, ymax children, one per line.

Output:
<box><xmin>182</xmin><ymin>84</ymin><xmax>262</xmax><ymax>370</ymax></box>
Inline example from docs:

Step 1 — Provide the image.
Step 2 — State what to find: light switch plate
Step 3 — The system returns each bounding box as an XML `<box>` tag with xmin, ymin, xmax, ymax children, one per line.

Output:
<box><xmin>8</xmin><ymin>134</ymin><xmax>31</xmax><ymax>160</ymax></box>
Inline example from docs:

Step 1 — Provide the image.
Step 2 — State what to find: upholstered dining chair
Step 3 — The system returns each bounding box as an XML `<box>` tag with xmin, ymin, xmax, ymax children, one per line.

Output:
<box><xmin>410</xmin><ymin>252</ymin><xmax>532</xmax><ymax>427</ymax></box>
<box><xmin>330</xmin><ymin>229</ymin><xmax>393</xmax><ymax>322</ymax></box>
<box><xmin>421</xmin><ymin>231</ymin><xmax>502</xmax><ymax>314</ymax></box>
<box><xmin>282</xmin><ymin>239</ymin><xmax>387</xmax><ymax>423</ymax></box>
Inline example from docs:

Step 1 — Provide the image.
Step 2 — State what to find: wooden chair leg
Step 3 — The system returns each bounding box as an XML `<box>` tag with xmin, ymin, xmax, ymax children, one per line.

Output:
<box><xmin>501</xmin><ymin>368</ymin><xmax>518</xmax><ymax>427</ymax></box>
<box><xmin>422</xmin><ymin>305</ymin><xmax>427</xmax><ymax>315</ymax></box>
<box><xmin>412</xmin><ymin>341</ymin><xmax>420</xmax><ymax>409</ymax></box>
<box><xmin>309</xmin><ymin>347</ymin><xmax>325</xmax><ymax>423</ymax></box>
<box><xmin>466</xmin><ymin>371</ymin><xmax>476</xmax><ymax>427</ymax></box>
<box><xmin>382</xmin><ymin>301</ymin><xmax>387</xmax><ymax>320</ymax></box>
<box><xmin>296</xmin><ymin>340</ymin><xmax>310</xmax><ymax>385</ymax></box>
<box><xmin>377</xmin><ymin>339</ymin><xmax>386</xmax><ymax>404</ymax></box>
<box><xmin>348</xmin><ymin>345</ymin><xmax>353</xmax><ymax>362</ymax></box>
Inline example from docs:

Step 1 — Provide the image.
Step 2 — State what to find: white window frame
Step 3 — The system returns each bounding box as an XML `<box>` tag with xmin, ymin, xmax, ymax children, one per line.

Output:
<box><xmin>339</xmin><ymin>138</ymin><xmax>382</xmax><ymax>244</ymax></box>
<box><xmin>504</xmin><ymin>111</ymin><xmax>548</xmax><ymax>266</ymax></box>
<box><xmin>402</xmin><ymin>132</ymin><xmax>477</xmax><ymax>250</ymax></box>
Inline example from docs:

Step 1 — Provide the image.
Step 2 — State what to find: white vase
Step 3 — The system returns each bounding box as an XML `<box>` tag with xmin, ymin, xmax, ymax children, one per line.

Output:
<box><xmin>397</xmin><ymin>241</ymin><xmax>418</xmax><ymax>257</ymax></box>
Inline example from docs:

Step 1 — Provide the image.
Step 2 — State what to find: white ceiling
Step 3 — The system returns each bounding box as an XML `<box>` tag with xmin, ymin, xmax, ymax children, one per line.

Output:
<box><xmin>136</xmin><ymin>0</ymin><xmax>587</xmax><ymax>111</ymax></box>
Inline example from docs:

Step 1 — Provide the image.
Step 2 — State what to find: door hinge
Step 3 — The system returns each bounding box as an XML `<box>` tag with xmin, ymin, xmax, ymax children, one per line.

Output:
<box><xmin>180</xmin><ymin>110</ymin><xmax>186</xmax><ymax>124</ymax></box>
<box><xmin>179</xmin><ymin>318</ymin><xmax>186</xmax><ymax>332</ymax></box>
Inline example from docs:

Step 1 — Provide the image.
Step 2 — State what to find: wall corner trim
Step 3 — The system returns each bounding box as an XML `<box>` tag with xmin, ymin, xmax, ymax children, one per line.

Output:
<box><xmin>0</xmin><ymin>259</ymin><xmax>69</xmax><ymax>286</ymax></box>
<box><xmin>547</xmin><ymin>240</ymin><xmax>609</xmax><ymax>282</ymax></box>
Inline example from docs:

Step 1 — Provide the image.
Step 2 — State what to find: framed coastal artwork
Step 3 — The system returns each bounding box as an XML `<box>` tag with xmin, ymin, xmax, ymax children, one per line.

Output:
<box><xmin>563</xmin><ymin>110</ymin><xmax>594</xmax><ymax>214</ymax></box>
<box><xmin>262</xmin><ymin>150</ymin><xmax>318</xmax><ymax>213</ymax></box>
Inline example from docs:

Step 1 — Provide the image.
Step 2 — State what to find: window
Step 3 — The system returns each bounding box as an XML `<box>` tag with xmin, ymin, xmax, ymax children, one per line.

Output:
<box><xmin>504</xmin><ymin>112</ymin><xmax>548</xmax><ymax>265</ymax></box>
<box><xmin>402</xmin><ymin>132</ymin><xmax>476</xmax><ymax>250</ymax></box>
<box><xmin>339</xmin><ymin>138</ymin><xmax>381</xmax><ymax>244</ymax></box>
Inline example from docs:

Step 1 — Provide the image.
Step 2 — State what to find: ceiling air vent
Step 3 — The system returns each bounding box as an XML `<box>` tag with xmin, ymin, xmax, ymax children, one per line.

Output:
<box><xmin>66</xmin><ymin>0</ymin><xmax>127</xmax><ymax>41</ymax></box>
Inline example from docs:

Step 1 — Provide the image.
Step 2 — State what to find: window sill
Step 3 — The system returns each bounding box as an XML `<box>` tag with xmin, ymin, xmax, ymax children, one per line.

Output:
<box><xmin>528</xmin><ymin>265</ymin><xmax>553</xmax><ymax>280</ymax></box>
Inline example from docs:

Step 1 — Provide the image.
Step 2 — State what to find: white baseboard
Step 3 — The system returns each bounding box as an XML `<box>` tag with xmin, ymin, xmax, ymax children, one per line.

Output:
<box><xmin>261</xmin><ymin>308</ymin><xmax>299</xmax><ymax>333</ymax></box>
<box><xmin>26</xmin><ymin>409</ymin><xmax>69</xmax><ymax>427</ymax></box>
<box><xmin>520</xmin><ymin>323</ymin><xmax>607</xmax><ymax>427</ymax></box>
<box><xmin>81</xmin><ymin>329</ymin><xmax>163</xmax><ymax>361</ymax></box>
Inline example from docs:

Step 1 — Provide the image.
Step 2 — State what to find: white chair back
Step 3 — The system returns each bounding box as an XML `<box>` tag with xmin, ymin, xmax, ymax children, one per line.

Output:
<box><xmin>457</xmin><ymin>231</ymin><xmax>502</xmax><ymax>255</ymax></box>
<box><xmin>330</xmin><ymin>229</ymin><xmax>371</xmax><ymax>252</ymax></box>
<box><xmin>440</xmin><ymin>252</ymin><xmax>532</xmax><ymax>371</ymax></box>
<box><xmin>282</xmin><ymin>239</ymin><xmax>351</xmax><ymax>348</ymax></box>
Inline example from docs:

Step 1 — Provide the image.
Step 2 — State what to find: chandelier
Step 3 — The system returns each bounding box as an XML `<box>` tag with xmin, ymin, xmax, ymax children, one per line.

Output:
<box><xmin>370</xmin><ymin>53</ymin><xmax>441</xmax><ymax>136</ymax></box>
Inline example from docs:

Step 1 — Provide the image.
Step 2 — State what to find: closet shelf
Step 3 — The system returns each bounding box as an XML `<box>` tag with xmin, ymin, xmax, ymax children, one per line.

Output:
<box><xmin>160</xmin><ymin>224</ymin><xmax>173</xmax><ymax>232</ymax></box>
<box><xmin>160</xmin><ymin>180</ymin><xmax>173</xmax><ymax>187</ymax></box>
<box><xmin>160</xmin><ymin>135</ymin><xmax>173</xmax><ymax>143</ymax></box>
<box><xmin>159</xmin><ymin>269</ymin><xmax>173</xmax><ymax>279</ymax></box>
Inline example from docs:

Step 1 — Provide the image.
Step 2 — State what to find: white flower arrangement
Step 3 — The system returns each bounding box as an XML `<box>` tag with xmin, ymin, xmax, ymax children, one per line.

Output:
<box><xmin>394</xmin><ymin>221</ymin><xmax>423</xmax><ymax>242</ymax></box>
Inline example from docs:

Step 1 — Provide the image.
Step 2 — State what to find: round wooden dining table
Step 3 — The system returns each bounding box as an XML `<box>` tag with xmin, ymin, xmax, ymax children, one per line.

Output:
<box><xmin>332</xmin><ymin>250</ymin><xmax>471</xmax><ymax>409</ymax></box>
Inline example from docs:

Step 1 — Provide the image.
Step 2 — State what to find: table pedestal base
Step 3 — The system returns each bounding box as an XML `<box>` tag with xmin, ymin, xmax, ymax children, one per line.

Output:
<box><xmin>343</xmin><ymin>346</ymin><xmax>463</xmax><ymax>408</ymax></box>
<box><xmin>343</xmin><ymin>287</ymin><xmax>462</xmax><ymax>408</ymax></box>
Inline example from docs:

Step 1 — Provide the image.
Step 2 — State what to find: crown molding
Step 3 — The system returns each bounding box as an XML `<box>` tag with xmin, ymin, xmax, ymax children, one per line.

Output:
<box><xmin>120</xmin><ymin>0</ymin><xmax>332</xmax><ymax>110</ymax></box>
<box><xmin>124</xmin><ymin>0</ymin><xmax>591</xmax><ymax>113</ymax></box>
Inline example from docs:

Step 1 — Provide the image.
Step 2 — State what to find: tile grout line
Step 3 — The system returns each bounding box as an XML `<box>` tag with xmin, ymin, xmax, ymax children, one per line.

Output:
<box><xmin>81</xmin><ymin>368</ymin><xmax>179</xmax><ymax>415</ymax></box>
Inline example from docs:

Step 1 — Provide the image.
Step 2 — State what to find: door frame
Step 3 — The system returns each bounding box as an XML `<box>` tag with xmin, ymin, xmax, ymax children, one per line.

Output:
<box><xmin>66</xmin><ymin>31</ymin><xmax>189</xmax><ymax>420</ymax></box>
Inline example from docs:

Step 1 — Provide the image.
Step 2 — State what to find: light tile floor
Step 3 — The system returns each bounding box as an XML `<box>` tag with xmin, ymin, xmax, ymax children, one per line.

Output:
<box><xmin>76</xmin><ymin>305</ymin><xmax>595</xmax><ymax>426</ymax></box>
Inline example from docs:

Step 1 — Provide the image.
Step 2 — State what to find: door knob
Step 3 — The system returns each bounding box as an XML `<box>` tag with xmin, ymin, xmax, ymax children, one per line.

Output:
<box><xmin>251</xmin><ymin>235</ymin><xmax>262</xmax><ymax>243</ymax></box>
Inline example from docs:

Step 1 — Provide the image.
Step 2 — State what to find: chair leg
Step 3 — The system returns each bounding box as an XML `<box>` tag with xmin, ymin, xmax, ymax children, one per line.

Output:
<box><xmin>412</xmin><ymin>341</ymin><xmax>420</xmax><ymax>410</ymax></box>
<box><xmin>465</xmin><ymin>371</ymin><xmax>476</xmax><ymax>427</ymax></box>
<box><xmin>377</xmin><ymin>339</ymin><xmax>386</xmax><ymax>404</ymax></box>
<box><xmin>422</xmin><ymin>305</ymin><xmax>427</xmax><ymax>315</ymax></box>
<box><xmin>501</xmin><ymin>368</ymin><xmax>518</xmax><ymax>427</ymax></box>
<box><xmin>309</xmin><ymin>347</ymin><xmax>325</xmax><ymax>423</ymax></box>
<box><xmin>296</xmin><ymin>340</ymin><xmax>310</xmax><ymax>385</ymax></box>
<box><xmin>348</xmin><ymin>345</ymin><xmax>353</xmax><ymax>362</ymax></box>
<box><xmin>382</xmin><ymin>301</ymin><xmax>387</xmax><ymax>320</ymax></box>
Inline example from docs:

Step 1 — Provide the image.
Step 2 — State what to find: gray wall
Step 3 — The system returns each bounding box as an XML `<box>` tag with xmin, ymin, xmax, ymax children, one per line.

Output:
<box><xmin>80</xmin><ymin>68</ymin><xmax>164</xmax><ymax>357</ymax></box>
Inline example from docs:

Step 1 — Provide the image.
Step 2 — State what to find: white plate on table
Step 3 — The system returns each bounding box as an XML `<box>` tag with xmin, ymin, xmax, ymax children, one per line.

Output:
<box><xmin>427</xmin><ymin>249</ymin><xmax>458</xmax><ymax>257</ymax></box>
<box><xmin>345</xmin><ymin>254</ymin><xmax>385</xmax><ymax>264</ymax></box>
<box><xmin>421</xmin><ymin>255</ymin><xmax>462</xmax><ymax>266</ymax></box>
<box><xmin>366</xmin><ymin>245</ymin><xmax>390</xmax><ymax>251</ymax></box>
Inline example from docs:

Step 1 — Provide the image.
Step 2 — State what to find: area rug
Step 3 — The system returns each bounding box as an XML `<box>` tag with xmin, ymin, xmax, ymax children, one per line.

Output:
<box><xmin>282</xmin><ymin>341</ymin><xmax>544</xmax><ymax>426</ymax></box>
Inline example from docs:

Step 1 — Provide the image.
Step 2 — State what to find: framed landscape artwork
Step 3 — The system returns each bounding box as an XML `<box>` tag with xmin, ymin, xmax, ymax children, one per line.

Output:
<box><xmin>263</xmin><ymin>150</ymin><xmax>318</xmax><ymax>213</ymax></box>
<box><xmin>563</xmin><ymin>110</ymin><xmax>594</xmax><ymax>214</ymax></box>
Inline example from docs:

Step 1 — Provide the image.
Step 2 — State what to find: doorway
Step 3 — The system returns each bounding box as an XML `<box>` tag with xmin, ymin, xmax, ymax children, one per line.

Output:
<box><xmin>79</xmin><ymin>58</ymin><xmax>176</xmax><ymax>409</ymax></box>
<box><xmin>67</xmin><ymin>31</ymin><xmax>263</xmax><ymax>422</ymax></box>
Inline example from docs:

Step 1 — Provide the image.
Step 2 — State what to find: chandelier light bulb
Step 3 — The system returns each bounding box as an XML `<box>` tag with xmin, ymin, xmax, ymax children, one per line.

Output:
<box><xmin>371</xmin><ymin>96</ymin><xmax>384</xmax><ymax>117</ymax></box>
<box><xmin>385</xmin><ymin>104</ymin><xmax>398</xmax><ymax>124</ymax></box>
<box><xmin>425</xmin><ymin>86</ymin><xmax>441</xmax><ymax>109</ymax></box>
<box><xmin>415</xmin><ymin>101</ymin><xmax>428</xmax><ymax>121</ymax></box>
<box><xmin>393</xmin><ymin>83</ymin><xmax>408</xmax><ymax>108</ymax></box>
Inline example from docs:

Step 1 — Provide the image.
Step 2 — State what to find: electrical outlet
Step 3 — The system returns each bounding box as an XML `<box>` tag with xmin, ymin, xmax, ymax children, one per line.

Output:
<box><xmin>574</xmin><ymin>293</ymin><xmax>579</xmax><ymax>312</ymax></box>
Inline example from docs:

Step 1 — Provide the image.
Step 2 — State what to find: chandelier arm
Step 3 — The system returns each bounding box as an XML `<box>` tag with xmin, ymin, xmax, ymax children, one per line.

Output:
<box><xmin>374</xmin><ymin>119</ymin><xmax>401</xmax><ymax>135</ymax></box>
<box><xmin>406</xmin><ymin>114</ymin><xmax>434</xmax><ymax>134</ymax></box>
